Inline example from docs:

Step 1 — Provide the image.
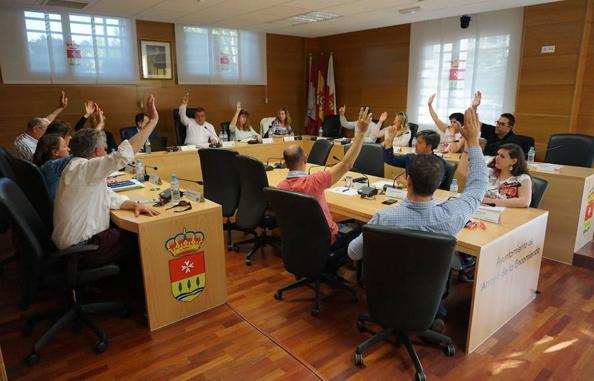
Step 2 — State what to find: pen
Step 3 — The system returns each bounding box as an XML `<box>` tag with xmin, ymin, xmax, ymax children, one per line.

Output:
<box><xmin>342</xmin><ymin>188</ymin><xmax>349</xmax><ymax>192</ymax></box>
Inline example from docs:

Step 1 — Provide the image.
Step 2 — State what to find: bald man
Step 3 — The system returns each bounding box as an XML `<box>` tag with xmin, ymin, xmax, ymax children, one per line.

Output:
<box><xmin>277</xmin><ymin>108</ymin><xmax>372</xmax><ymax>259</ymax></box>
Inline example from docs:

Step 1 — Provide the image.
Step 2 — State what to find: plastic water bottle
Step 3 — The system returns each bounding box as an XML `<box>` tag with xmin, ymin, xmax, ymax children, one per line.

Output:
<box><xmin>528</xmin><ymin>147</ymin><xmax>535</xmax><ymax>163</ymax></box>
<box><xmin>318</xmin><ymin>128</ymin><xmax>323</xmax><ymax>138</ymax></box>
<box><xmin>218</xmin><ymin>130</ymin><xmax>224</xmax><ymax>142</ymax></box>
<box><xmin>144</xmin><ymin>139</ymin><xmax>151</xmax><ymax>154</ymax></box>
<box><xmin>170</xmin><ymin>174</ymin><xmax>181</xmax><ymax>202</ymax></box>
<box><xmin>449</xmin><ymin>178</ymin><xmax>459</xmax><ymax>193</ymax></box>
<box><xmin>135</xmin><ymin>160</ymin><xmax>145</xmax><ymax>182</ymax></box>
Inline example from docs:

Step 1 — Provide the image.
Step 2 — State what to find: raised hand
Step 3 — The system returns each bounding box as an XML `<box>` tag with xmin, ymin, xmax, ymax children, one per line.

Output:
<box><xmin>379</xmin><ymin>111</ymin><xmax>388</xmax><ymax>123</ymax></box>
<box><xmin>236</xmin><ymin>101</ymin><xmax>242</xmax><ymax>112</ymax></box>
<box><xmin>472</xmin><ymin>91</ymin><xmax>482</xmax><ymax>109</ymax></box>
<box><xmin>385</xmin><ymin>125</ymin><xmax>397</xmax><ymax>142</ymax></box>
<box><xmin>84</xmin><ymin>100</ymin><xmax>95</xmax><ymax>117</ymax></box>
<box><xmin>95</xmin><ymin>106</ymin><xmax>105</xmax><ymax>131</ymax></box>
<box><xmin>147</xmin><ymin>94</ymin><xmax>157</xmax><ymax>120</ymax></box>
<box><xmin>181</xmin><ymin>92</ymin><xmax>189</xmax><ymax>105</ymax></box>
<box><xmin>428</xmin><ymin>94</ymin><xmax>436</xmax><ymax>106</ymax></box>
<box><xmin>339</xmin><ymin>105</ymin><xmax>346</xmax><ymax>115</ymax></box>
<box><xmin>356</xmin><ymin>107</ymin><xmax>372</xmax><ymax>135</ymax></box>
<box><xmin>59</xmin><ymin>91</ymin><xmax>68</xmax><ymax>109</ymax></box>
<box><xmin>461</xmin><ymin>107</ymin><xmax>480</xmax><ymax>146</ymax></box>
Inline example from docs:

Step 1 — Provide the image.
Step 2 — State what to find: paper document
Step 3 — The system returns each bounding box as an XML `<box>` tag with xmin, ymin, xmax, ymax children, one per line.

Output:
<box><xmin>329</xmin><ymin>187</ymin><xmax>358</xmax><ymax>196</ymax></box>
<box><xmin>529</xmin><ymin>163</ymin><xmax>562</xmax><ymax>172</ymax></box>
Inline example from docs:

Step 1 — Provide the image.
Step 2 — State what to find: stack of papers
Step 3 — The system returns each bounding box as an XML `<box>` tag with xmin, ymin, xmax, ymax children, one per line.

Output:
<box><xmin>329</xmin><ymin>187</ymin><xmax>358</xmax><ymax>196</ymax></box>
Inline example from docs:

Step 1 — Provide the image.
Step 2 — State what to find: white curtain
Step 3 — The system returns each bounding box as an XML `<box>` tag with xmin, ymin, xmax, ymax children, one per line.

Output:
<box><xmin>176</xmin><ymin>24</ymin><xmax>266</xmax><ymax>85</ymax></box>
<box><xmin>407</xmin><ymin>8</ymin><xmax>524</xmax><ymax>131</ymax></box>
<box><xmin>0</xmin><ymin>8</ymin><xmax>138</xmax><ymax>84</ymax></box>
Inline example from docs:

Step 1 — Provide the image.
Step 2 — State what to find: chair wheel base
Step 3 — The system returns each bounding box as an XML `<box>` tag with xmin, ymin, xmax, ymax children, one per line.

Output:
<box><xmin>245</xmin><ymin>259</ymin><xmax>252</xmax><ymax>266</ymax></box>
<box><xmin>354</xmin><ymin>353</ymin><xmax>364</xmax><ymax>367</ymax></box>
<box><xmin>274</xmin><ymin>291</ymin><xmax>283</xmax><ymax>300</ymax></box>
<box><xmin>444</xmin><ymin>343</ymin><xmax>455</xmax><ymax>356</ymax></box>
<box><xmin>233</xmin><ymin>245</ymin><xmax>240</xmax><ymax>252</ymax></box>
<box><xmin>311</xmin><ymin>308</ymin><xmax>320</xmax><ymax>317</ymax></box>
<box><xmin>415</xmin><ymin>372</ymin><xmax>427</xmax><ymax>381</ymax></box>
<box><xmin>25</xmin><ymin>351</ymin><xmax>39</xmax><ymax>366</ymax></box>
<box><xmin>95</xmin><ymin>339</ymin><xmax>108</xmax><ymax>353</ymax></box>
<box><xmin>356</xmin><ymin>320</ymin><xmax>366</xmax><ymax>332</ymax></box>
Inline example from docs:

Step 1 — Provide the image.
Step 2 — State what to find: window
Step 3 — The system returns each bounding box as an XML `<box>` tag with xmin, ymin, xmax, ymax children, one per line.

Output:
<box><xmin>0</xmin><ymin>8</ymin><xmax>138</xmax><ymax>83</ymax></box>
<box><xmin>176</xmin><ymin>25</ymin><xmax>266</xmax><ymax>85</ymax></box>
<box><xmin>407</xmin><ymin>8</ymin><xmax>523</xmax><ymax>131</ymax></box>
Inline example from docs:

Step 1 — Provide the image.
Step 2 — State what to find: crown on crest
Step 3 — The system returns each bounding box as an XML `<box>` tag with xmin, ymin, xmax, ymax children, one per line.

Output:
<box><xmin>165</xmin><ymin>229</ymin><xmax>204</xmax><ymax>257</ymax></box>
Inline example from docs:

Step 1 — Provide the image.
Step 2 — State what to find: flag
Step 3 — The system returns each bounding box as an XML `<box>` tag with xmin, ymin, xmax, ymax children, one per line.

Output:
<box><xmin>316</xmin><ymin>54</ymin><xmax>327</xmax><ymax>133</ymax></box>
<box><xmin>305</xmin><ymin>54</ymin><xmax>317</xmax><ymax>135</ymax></box>
<box><xmin>325</xmin><ymin>53</ymin><xmax>336</xmax><ymax>116</ymax></box>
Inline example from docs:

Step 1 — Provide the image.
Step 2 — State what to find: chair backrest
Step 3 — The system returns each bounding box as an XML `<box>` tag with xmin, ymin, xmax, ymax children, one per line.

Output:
<box><xmin>235</xmin><ymin>155</ymin><xmax>270</xmax><ymax>231</ymax></box>
<box><xmin>322</xmin><ymin>115</ymin><xmax>341</xmax><ymax>138</ymax></box>
<box><xmin>259</xmin><ymin>117</ymin><xmax>276</xmax><ymax>137</ymax></box>
<box><xmin>438</xmin><ymin>160</ymin><xmax>458</xmax><ymax>191</ymax></box>
<box><xmin>174</xmin><ymin>108</ymin><xmax>201</xmax><ymax>145</ymax></box>
<box><xmin>264</xmin><ymin>187</ymin><xmax>330</xmax><ymax>278</ymax></box>
<box><xmin>362</xmin><ymin>224</ymin><xmax>456</xmax><ymax>332</ymax></box>
<box><xmin>513</xmin><ymin>134</ymin><xmax>535</xmax><ymax>157</ymax></box>
<box><xmin>11</xmin><ymin>158</ymin><xmax>53</xmax><ymax>230</ymax></box>
<box><xmin>307</xmin><ymin>139</ymin><xmax>333</xmax><ymax>166</ymax></box>
<box><xmin>150</xmin><ymin>136</ymin><xmax>167</xmax><ymax>152</ymax></box>
<box><xmin>544</xmin><ymin>133</ymin><xmax>594</xmax><ymax>167</ymax></box>
<box><xmin>119</xmin><ymin>126</ymin><xmax>137</xmax><ymax>141</ymax></box>
<box><xmin>530</xmin><ymin>176</ymin><xmax>549</xmax><ymax>208</ymax></box>
<box><xmin>344</xmin><ymin>143</ymin><xmax>384</xmax><ymax>177</ymax></box>
<box><xmin>0</xmin><ymin>145</ymin><xmax>15</xmax><ymax>179</ymax></box>
<box><xmin>0</xmin><ymin>178</ymin><xmax>54</xmax><ymax>308</ymax></box>
<box><xmin>408</xmin><ymin>123</ymin><xmax>419</xmax><ymax>147</ymax></box>
<box><xmin>198</xmin><ymin>148</ymin><xmax>240</xmax><ymax>217</ymax></box>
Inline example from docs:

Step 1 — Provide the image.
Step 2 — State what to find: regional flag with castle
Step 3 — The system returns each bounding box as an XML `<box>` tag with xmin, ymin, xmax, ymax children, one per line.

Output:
<box><xmin>165</xmin><ymin>229</ymin><xmax>206</xmax><ymax>302</ymax></box>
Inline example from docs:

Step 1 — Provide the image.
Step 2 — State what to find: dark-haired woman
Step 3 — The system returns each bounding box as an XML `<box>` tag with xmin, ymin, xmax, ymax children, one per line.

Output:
<box><xmin>32</xmin><ymin>133</ymin><xmax>69</xmax><ymax>167</ymax></box>
<box><xmin>230</xmin><ymin>101</ymin><xmax>260</xmax><ymax>142</ymax></box>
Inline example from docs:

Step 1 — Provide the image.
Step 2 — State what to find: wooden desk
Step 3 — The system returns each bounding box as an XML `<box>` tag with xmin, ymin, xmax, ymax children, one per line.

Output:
<box><xmin>110</xmin><ymin>181</ymin><xmax>226</xmax><ymax>331</ymax></box>
<box><xmin>268</xmin><ymin>166</ymin><xmax>549</xmax><ymax>354</ymax></box>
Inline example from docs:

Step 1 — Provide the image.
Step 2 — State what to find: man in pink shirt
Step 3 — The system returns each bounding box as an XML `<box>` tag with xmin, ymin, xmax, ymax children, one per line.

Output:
<box><xmin>277</xmin><ymin>107</ymin><xmax>372</xmax><ymax>260</ymax></box>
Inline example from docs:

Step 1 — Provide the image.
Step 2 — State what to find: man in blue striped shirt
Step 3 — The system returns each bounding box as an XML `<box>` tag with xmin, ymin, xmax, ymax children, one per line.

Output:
<box><xmin>348</xmin><ymin>107</ymin><xmax>488</xmax><ymax>261</ymax></box>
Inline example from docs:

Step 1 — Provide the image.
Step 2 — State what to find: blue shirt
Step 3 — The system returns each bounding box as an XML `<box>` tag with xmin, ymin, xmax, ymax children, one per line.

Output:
<box><xmin>39</xmin><ymin>156</ymin><xmax>72</xmax><ymax>204</ymax></box>
<box><xmin>269</xmin><ymin>120</ymin><xmax>293</xmax><ymax>135</ymax></box>
<box><xmin>384</xmin><ymin>149</ymin><xmax>448</xmax><ymax>189</ymax></box>
<box><xmin>348</xmin><ymin>146</ymin><xmax>488</xmax><ymax>261</ymax></box>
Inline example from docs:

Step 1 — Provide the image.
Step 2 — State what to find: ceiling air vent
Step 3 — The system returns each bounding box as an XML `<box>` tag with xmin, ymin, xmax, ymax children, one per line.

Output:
<box><xmin>43</xmin><ymin>0</ymin><xmax>90</xmax><ymax>9</ymax></box>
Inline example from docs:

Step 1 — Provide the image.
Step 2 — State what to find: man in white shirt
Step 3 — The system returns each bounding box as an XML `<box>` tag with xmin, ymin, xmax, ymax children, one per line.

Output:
<box><xmin>178</xmin><ymin>92</ymin><xmax>219</xmax><ymax>146</ymax></box>
<box><xmin>13</xmin><ymin>91</ymin><xmax>68</xmax><ymax>161</ymax></box>
<box><xmin>52</xmin><ymin>95</ymin><xmax>160</xmax><ymax>266</ymax></box>
<box><xmin>339</xmin><ymin>104</ymin><xmax>379</xmax><ymax>143</ymax></box>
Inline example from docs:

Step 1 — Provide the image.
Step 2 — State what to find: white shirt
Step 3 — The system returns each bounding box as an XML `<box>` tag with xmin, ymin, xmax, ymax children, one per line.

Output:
<box><xmin>339</xmin><ymin>114</ymin><xmax>378</xmax><ymax>142</ymax></box>
<box><xmin>230</xmin><ymin>124</ymin><xmax>259</xmax><ymax>142</ymax></box>
<box><xmin>179</xmin><ymin>104</ymin><xmax>219</xmax><ymax>146</ymax></box>
<box><xmin>13</xmin><ymin>133</ymin><xmax>38</xmax><ymax>161</ymax></box>
<box><xmin>52</xmin><ymin>140</ymin><xmax>134</xmax><ymax>250</ymax></box>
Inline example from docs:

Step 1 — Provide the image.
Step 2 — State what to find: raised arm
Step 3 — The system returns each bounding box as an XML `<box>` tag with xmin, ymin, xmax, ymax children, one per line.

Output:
<box><xmin>128</xmin><ymin>95</ymin><xmax>159</xmax><ymax>153</ymax></box>
<box><xmin>471</xmin><ymin>90</ymin><xmax>483</xmax><ymax>125</ymax></box>
<box><xmin>178</xmin><ymin>92</ymin><xmax>191</xmax><ymax>127</ymax></box>
<box><xmin>46</xmin><ymin>91</ymin><xmax>68</xmax><ymax>123</ymax></box>
<box><xmin>339</xmin><ymin>105</ymin><xmax>357</xmax><ymax>130</ymax></box>
<box><xmin>371</xmin><ymin>112</ymin><xmax>388</xmax><ymax>138</ymax></box>
<box><xmin>428</xmin><ymin>94</ymin><xmax>448</xmax><ymax>133</ymax></box>
<box><xmin>229</xmin><ymin>101</ymin><xmax>241</xmax><ymax>132</ymax></box>
<box><xmin>328</xmin><ymin>107</ymin><xmax>372</xmax><ymax>184</ymax></box>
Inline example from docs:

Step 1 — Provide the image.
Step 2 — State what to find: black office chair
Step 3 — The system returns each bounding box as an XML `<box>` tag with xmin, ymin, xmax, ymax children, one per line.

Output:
<box><xmin>408</xmin><ymin>123</ymin><xmax>419</xmax><ymax>147</ymax></box>
<box><xmin>174</xmin><ymin>108</ymin><xmax>201</xmax><ymax>145</ymax></box>
<box><xmin>264</xmin><ymin>187</ymin><xmax>357</xmax><ymax>316</ymax></box>
<box><xmin>354</xmin><ymin>225</ymin><xmax>456</xmax><ymax>380</ymax></box>
<box><xmin>530</xmin><ymin>176</ymin><xmax>549</xmax><ymax>208</ymax></box>
<box><xmin>198</xmin><ymin>148</ymin><xmax>241</xmax><ymax>250</ymax></box>
<box><xmin>0</xmin><ymin>178</ymin><xmax>126</xmax><ymax>365</ymax></box>
<box><xmin>322</xmin><ymin>115</ymin><xmax>341</xmax><ymax>138</ymax></box>
<box><xmin>119</xmin><ymin>126</ymin><xmax>137</xmax><ymax>141</ymax></box>
<box><xmin>514</xmin><ymin>134</ymin><xmax>535</xmax><ymax>157</ymax></box>
<box><xmin>544</xmin><ymin>133</ymin><xmax>594</xmax><ymax>167</ymax></box>
<box><xmin>11</xmin><ymin>158</ymin><xmax>53</xmax><ymax>230</ymax></box>
<box><xmin>234</xmin><ymin>155</ymin><xmax>279</xmax><ymax>265</ymax></box>
<box><xmin>0</xmin><ymin>145</ymin><xmax>15</xmax><ymax>179</ymax></box>
<box><xmin>344</xmin><ymin>143</ymin><xmax>384</xmax><ymax>177</ymax></box>
<box><xmin>150</xmin><ymin>136</ymin><xmax>168</xmax><ymax>152</ymax></box>
<box><xmin>307</xmin><ymin>139</ymin><xmax>333</xmax><ymax>166</ymax></box>
<box><xmin>438</xmin><ymin>161</ymin><xmax>458</xmax><ymax>191</ymax></box>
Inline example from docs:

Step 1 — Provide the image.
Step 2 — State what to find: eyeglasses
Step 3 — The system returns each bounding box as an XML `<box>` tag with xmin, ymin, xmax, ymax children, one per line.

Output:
<box><xmin>494</xmin><ymin>121</ymin><xmax>509</xmax><ymax>127</ymax></box>
<box><xmin>166</xmin><ymin>200</ymin><xmax>192</xmax><ymax>213</ymax></box>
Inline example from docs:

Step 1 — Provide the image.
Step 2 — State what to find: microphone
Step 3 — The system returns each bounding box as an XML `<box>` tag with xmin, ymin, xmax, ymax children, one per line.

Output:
<box><xmin>177</xmin><ymin>177</ymin><xmax>204</xmax><ymax>185</ymax></box>
<box><xmin>265</xmin><ymin>157</ymin><xmax>284</xmax><ymax>171</ymax></box>
<box><xmin>383</xmin><ymin>173</ymin><xmax>404</xmax><ymax>191</ymax></box>
<box><xmin>127</xmin><ymin>162</ymin><xmax>158</xmax><ymax>171</ymax></box>
<box><xmin>332</xmin><ymin>155</ymin><xmax>369</xmax><ymax>186</ymax></box>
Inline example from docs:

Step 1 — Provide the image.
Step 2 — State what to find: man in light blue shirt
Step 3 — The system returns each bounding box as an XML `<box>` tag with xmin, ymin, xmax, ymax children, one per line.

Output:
<box><xmin>348</xmin><ymin>107</ymin><xmax>488</xmax><ymax>261</ymax></box>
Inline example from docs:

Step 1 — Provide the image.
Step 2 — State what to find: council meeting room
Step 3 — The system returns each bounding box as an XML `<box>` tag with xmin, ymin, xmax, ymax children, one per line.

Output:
<box><xmin>1</xmin><ymin>0</ymin><xmax>594</xmax><ymax>380</ymax></box>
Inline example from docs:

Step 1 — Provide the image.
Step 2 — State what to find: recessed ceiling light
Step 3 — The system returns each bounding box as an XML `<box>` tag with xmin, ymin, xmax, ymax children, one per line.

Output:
<box><xmin>288</xmin><ymin>11</ymin><xmax>340</xmax><ymax>23</ymax></box>
<box><xmin>399</xmin><ymin>6</ymin><xmax>421</xmax><ymax>15</ymax></box>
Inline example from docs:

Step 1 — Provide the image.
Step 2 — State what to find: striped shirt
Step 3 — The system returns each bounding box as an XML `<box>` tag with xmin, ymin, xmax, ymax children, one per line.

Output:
<box><xmin>348</xmin><ymin>145</ymin><xmax>488</xmax><ymax>261</ymax></box>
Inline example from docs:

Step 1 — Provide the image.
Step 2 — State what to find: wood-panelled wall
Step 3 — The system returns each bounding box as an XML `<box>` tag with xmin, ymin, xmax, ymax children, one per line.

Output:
<box><xmin>0</xmin><ymin>20</ymin><xmax>306</xmax><ymax>148</ymax></box>
<box><xmin>516</xmin><ymin>0</ymin><xmax>594</xmax><ymax>160</ymax></box>
<box><xmin>304</xmin><ymin>25</ymin><xmax>410</xmax><ymax>126</ymax></box>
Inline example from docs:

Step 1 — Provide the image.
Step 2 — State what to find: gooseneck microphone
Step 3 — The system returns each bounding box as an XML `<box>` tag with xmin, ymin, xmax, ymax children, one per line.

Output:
<box><xmin>265</xmin><ymin>157</ymin><xmax>285</xmax><ymax>171</ymax></box>
<box><xmin>333</xmin><ymin>155</ymin><xmax>370</xmax><ymax>187</ymax></box>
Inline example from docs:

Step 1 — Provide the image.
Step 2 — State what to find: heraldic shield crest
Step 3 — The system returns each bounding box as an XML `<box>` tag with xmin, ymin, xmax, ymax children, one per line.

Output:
<box><xmin>165</xmin><ymin>229</ymin><xmax>206</xmax><ymax>302</ymax></box>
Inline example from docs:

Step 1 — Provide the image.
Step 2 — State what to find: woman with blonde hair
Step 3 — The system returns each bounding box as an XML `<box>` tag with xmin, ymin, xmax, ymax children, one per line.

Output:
<box><xmin>269</xmin><ymin>108</ymin><xmax>293</xmax><ymax>136</ymax></box>
<box><xmin>374</xmin><ymin>111</ymin><xmax>411</xmax><ymax>147</ymax></box>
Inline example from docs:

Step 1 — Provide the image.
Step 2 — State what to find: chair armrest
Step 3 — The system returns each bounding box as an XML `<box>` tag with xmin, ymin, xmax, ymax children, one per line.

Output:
<box><xmin>48</xmin><ymin>244</ymin><xmax>99</xmax><ymax>258</ymax></box>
